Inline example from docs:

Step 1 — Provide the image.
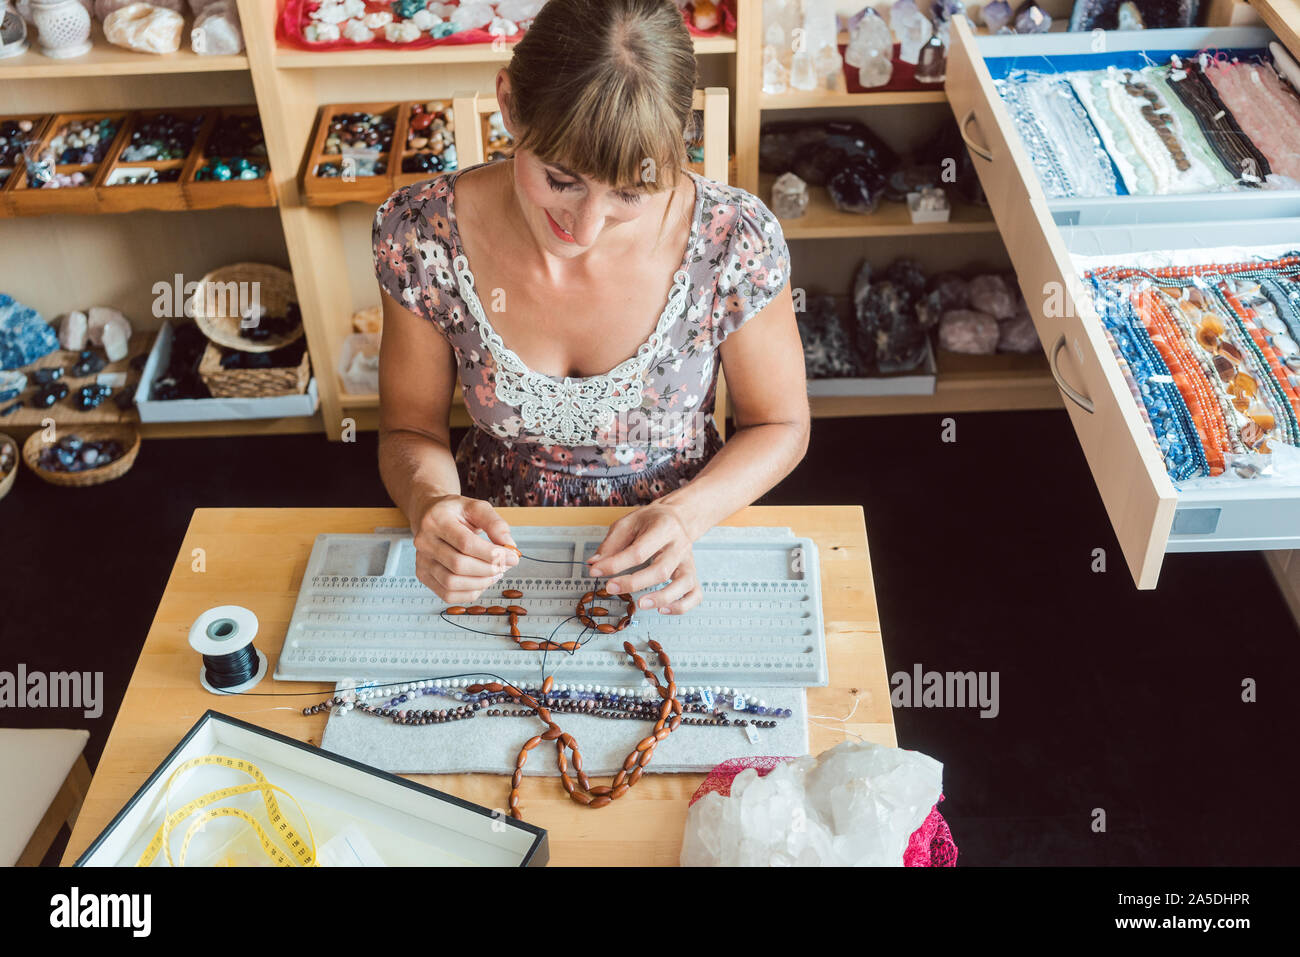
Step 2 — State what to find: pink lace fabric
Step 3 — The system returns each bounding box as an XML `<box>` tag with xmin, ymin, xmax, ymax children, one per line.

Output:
<box><xmin>689</xmin><ymin>757</ymin><xmax>958</xmax><ymax>867</ymax></box>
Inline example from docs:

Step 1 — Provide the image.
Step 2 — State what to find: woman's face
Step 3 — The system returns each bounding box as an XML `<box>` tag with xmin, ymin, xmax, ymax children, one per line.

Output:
<box><xmin>511</xmin><ymin>149</ymin><xmax>656</xmax><ymax>257</ymax></box>
<box><xmin>496</xmin><ymin>71</ymin><xmax>665</xmax><ymax>258</ymax></box>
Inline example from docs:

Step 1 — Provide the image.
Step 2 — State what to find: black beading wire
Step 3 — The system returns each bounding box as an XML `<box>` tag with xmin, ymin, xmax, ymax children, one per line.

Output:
<box><xmin>201</xmin><ymin>645</ymin><xmax>261</xmax><ymax>689</ymax></box>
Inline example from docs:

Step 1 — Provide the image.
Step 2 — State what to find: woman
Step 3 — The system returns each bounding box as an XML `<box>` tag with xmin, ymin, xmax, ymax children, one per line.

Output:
<box><xmin>373</xmin><ymin>0</ymin><xmax>808</xmax><ymax>616</ymax></box>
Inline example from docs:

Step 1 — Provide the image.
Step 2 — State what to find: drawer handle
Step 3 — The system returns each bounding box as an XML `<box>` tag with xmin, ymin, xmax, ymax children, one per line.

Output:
<box><xmin>1050</xmin><ymin>334</ymin><xmax>1094</xmax><ymax>414</ymax></box>
<box><xmin>960</xmin><ymin>109</ymin><xmax>994</xmax><ymax>163</ymax></box>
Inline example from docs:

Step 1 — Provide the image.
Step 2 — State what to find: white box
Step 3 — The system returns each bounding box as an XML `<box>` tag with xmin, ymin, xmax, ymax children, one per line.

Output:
<box><xmin>76</xmin><ymin>711</ymin><xmax>548</xmax><ymax>867</ymax></box>
<box><xmin>133</xmin><ymin>323</ymin><xmax>320</xmax><ymax>423</ymax></box>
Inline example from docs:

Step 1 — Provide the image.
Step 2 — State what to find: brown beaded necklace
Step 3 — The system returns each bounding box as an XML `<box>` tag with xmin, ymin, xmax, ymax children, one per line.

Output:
<box><xmin>446</xmin><ymin>577</ymin><xmax>659</xmax><ymax>818</ymax></box>
<box><xmin>466</xmin><ymin>637</ymin><xmax>681</xmax><ymax>817</ymax></box>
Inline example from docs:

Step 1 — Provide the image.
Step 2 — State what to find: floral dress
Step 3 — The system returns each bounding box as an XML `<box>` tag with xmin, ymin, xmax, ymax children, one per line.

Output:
<box><xmin>372</xmin><ymin>160</ymin><xmax>790</xmax><ymax>507</ymax></box>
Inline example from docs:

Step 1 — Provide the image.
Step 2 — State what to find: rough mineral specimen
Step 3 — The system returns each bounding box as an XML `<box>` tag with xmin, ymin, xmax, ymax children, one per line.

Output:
<box><xmin>87</xmin><ymin>307</ymin><xmax>133</xmax><ymax>361</ymax></box>
<box><xmin>191</xmin><ymin>0</ymin><xmax>243</xmax><ymax>55</ymax></box>
<box><xmin>966</xmin><ymin>273</ymin><xmax>1017</xmax><ymax>320</ymax></box>
<box><xmin>0</xmin><ymin>294</ymin><xmax>57</xmax><ymax>371</ymax></box>
<box><xmin>939</xmin><ymin>309</ymin><xmax>999</xmax><ymax>354</ymax></box>
<box><xmin>854</xmin><ymin>259</ymin><xmax>930</xmax><ymax>371</ymax></box>
<box><xmin>58</xmin><ymin>310</ymin><xmax>88</xmax><ymax>352</ymax></box>
<box><xmin>760</xmin><ymin>119</ymin><xmax>896</xmax><ymax>188</ymax></box>
<box><xmin>679</xmin><ymin>740</ymin><xmax>944</xmax><ymax>867</ymax></box>
<box><xmin>998</xmin><ymin>301</ymin><xmax>1040</xmax><ymax>353</ymax></box>
<box><xmin>798</xmin><ymin>295</ymin><xmax>861</xmax><ymax>378</ymax></box>
<box><xmin>827</xmin><ymin>160</ymin><xmax>884</xmax><ymax>213</ymax></box>
<box><xmin>103</xmin><ymin>2</ymin><xmax>184</xmax><ymax>54</ymax></box>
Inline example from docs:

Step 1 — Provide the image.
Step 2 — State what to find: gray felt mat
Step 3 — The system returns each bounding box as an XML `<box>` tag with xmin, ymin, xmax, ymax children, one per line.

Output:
<box><xmin>320</xmin><ymin>687</ymin><xmax>808</xmax><ymax>775</ymax></box>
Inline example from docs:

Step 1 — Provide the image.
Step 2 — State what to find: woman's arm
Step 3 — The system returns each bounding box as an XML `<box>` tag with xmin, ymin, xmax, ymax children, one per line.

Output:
<box><xmin>378</xmin><ymin>290</ymin><xmax>519</xmax><ymax>601</ymax></box>
<box><xmin>660</xmin><ymin>281</ymin><xmax>810</xmax><ymax>537</ymax></box>
<box><xmin>377</xmin><ymin>289</ymin><xmax>461</xmax><ymax>515</ymax></box>
<box><xmin>588</xmin><ymin>284</ymin><xmax>809</xmax><ymax>610</ymax></box>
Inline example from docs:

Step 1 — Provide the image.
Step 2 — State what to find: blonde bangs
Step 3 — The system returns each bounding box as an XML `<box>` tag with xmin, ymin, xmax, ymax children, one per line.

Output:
<box><xmin>514</xmin><ymin>82</ymin><xmax>688</xmax><ymax>192</ymax></box>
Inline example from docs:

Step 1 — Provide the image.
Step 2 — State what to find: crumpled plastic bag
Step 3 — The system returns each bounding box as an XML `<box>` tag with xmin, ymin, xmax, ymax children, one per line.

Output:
<box><xmin>680</xmin><ymin>740</ymin><xmax>943</xmax><ymax>867</ymax></box>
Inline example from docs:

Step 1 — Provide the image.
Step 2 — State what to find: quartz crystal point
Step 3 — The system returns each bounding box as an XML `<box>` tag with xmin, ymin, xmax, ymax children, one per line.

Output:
<box><xmin>790</xmin><ymin>50</ymin><xmax>817</xmax><ymax>90</ymax></box>
<box><xmin>770</xmin><ymin>171</ymin><xmax>809</xmax><ymax>218</ymax></box>
<box><xmin>844</xmin><ymin>7</ymin><xmax>892</xmax><ymax>88</ymax></box>
<box><xmin>890</xmin><ymin>0</ymin><xmax>932</xmax><ymax>65</ymax></box>
<box><xmin>762</xmin><ymin>44</ymin><xmax>789</xmax><ymax>95</ymax></box>
<box><xmin>915</xmin><ymin>33</ymin><xmax>946</xmax><ymax>83</ymax></box>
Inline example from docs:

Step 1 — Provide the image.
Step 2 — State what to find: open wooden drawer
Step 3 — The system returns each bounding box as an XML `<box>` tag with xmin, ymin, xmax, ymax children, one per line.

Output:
<box><xmin>947</xmin><ymin>19</ymin><xmax>1300</xmax><ymax>588</ymax></box>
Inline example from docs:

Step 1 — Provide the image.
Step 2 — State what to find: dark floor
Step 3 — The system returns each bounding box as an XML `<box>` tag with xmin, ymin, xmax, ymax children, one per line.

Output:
<box><xmin>7</xmin><ymin>409</ymin><xmax>1300</xmax><ymax>865</ymax></box>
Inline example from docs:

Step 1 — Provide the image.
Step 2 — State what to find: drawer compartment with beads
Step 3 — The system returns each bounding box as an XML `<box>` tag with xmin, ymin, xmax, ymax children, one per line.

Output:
<box><xmin>948</xmin><ymin>20</ymin><xmax>1300</xmax><ymax>588</ymax></box>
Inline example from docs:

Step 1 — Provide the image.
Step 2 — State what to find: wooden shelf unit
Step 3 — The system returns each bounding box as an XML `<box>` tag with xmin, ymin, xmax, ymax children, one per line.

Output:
<box><xmin>5</xmin><ymin>0</ymin><xmax>1068</xmax><ymax>443</ymax></box>
<box><xmin>0</xmin><ymin>23</ymin><xmax>248</xmax><ymax>80</ymax></box>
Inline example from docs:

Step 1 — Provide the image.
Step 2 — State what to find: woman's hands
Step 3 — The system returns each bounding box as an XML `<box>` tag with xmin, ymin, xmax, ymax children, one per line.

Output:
<box><xmin>587</xmin><ymin>502</ymin><xmax>701</xmax><ymax>615</ymax></box>
<box><xmin>411</xmin><ymin>494</ymin><xmax>519</xmax><ymax>603</ymax></box>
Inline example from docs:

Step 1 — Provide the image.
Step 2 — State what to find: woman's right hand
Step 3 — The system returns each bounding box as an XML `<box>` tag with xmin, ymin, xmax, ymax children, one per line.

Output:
<box><xmin>410</xmin><ymin>494</ymin><xmax>519</xmax><ymax>603</ymax></box>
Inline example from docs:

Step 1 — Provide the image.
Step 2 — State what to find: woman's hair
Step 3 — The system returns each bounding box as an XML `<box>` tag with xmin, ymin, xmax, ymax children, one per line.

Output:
<box><xmin>503</xmin><ymin>0</ymin><xmax>698</xmax><ymax>191</ymax></box>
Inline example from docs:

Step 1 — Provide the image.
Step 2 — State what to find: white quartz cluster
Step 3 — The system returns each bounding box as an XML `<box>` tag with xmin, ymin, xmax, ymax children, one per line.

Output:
<box><xmin>680</xmin><ymin>740</ymin><xmax>943</xmax><ymax>867</ymax></box>
<box><xmin>304</xmin><ymin>0</ymin><xmax>543</xmax><ymax>45</ymax></box>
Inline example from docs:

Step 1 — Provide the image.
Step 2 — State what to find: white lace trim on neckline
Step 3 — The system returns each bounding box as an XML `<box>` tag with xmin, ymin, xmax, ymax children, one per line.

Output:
<box><xmin>452</xmin><ymin>254</ymin><xmax>692</xmax><ymax>447</ymax></box>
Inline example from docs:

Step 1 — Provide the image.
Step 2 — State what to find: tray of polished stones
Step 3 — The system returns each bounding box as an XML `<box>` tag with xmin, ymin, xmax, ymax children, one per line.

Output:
<box><xmin>302</xmin><ymin>100</ymin><xmax>460</xmax><ymax>204</ymax></box>
<box><xmin>275</xmin><ymin>526</ymin><xmax>829</xmax><ymax>688</ymax></box>
<box><xmin>0</xmin><ymin>114</ymin><xmax>51</xmax><ymax>218</ymax></box>
<box><xmin>2</xmin><ymin>106</ymin><xmax>273</xmax><ymax>216</ymax></box>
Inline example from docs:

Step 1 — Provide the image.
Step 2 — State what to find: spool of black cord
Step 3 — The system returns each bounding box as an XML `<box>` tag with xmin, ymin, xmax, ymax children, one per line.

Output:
<box><xmin>188</xmin><ymin>606</ymin><xmax>268</xmax><ymax>694</ymax></box>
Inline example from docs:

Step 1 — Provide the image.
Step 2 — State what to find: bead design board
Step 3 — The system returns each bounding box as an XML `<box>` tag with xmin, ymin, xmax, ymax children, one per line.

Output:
<box><xmin>320</xmin><ymin>685</ymin><xmax>810</xmax><ymax>776</ymax></box>
<box><xmin>274</xmin><ymin>526</ymin><xmax>828</xmax><ymax>687</ymax></box>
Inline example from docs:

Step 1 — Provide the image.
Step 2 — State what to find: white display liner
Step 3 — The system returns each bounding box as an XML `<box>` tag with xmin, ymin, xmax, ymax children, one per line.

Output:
<box><xmin>133</xmin><ymin>322</ymin><xmax>319</xmax><ymax>423</ymax></box>
<box><xmin>275</xmin><ymin>525</ymin><xmax>828</xmax><ymax>687</ymax></box>
<box><xmin>806</xmin><ymin>339</ymin><xmax>937</xmax><ymax>397</ymax></box>
<box><xmin>77</xmin><ymin>711</ymin><xmax>547</xmax><ymax>867</ymax></box>
<box><xmin>321</xmin><ymin>686</ymin><xmax>809</xmax><ymax>776</ymax></box>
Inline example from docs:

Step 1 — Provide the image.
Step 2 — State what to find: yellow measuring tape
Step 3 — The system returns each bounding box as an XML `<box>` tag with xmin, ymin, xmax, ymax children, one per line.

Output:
<box><xmin>136</xmin><ymin>755</ymin><xmax>318</xmax><ymax>868</ymax></box>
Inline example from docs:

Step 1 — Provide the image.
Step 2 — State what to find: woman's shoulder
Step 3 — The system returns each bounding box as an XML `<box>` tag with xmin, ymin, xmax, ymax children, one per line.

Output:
<box><xmin>374</xmin><ymin>172</ymin><xmax>456</xmax><ymax>234</ymax></box>
<box><xmin>690</xmin><ymin>172</ymin><xmax>786</xmax><ymax>251</ymax></box>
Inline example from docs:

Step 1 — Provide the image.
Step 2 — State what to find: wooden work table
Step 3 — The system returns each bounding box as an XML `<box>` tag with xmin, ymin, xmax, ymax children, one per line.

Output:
<box><xmin>62</xmin><ymin>506</ymin><xmax>895</xmax><ymax>867</ymax></box>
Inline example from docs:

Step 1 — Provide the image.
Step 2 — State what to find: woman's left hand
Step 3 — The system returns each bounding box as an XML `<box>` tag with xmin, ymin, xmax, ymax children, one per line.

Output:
<box><xmin>587</xmin><ymin>503</ymin><xmax>701</xmax><ymax>615</ymax></box>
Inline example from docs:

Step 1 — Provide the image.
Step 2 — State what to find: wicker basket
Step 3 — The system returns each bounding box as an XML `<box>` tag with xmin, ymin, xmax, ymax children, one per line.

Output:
<box><xmin>198</xmin><ymin>341</ymin><xmax>311</xmax><ymax>398</ymax></box>
<box><xmin>0</xmin><ymin>433</ymin><xmax>18</xmax><ymax>502</ymax></box>
<box><xmin>22</xmin><ymin>424</ymin><xmax>141</xmax><ymax>487</ymax></box>
<box><xmin>192</xmin><ymin>262</ymin><xmax>302</xmax><ymax>354</ymax></box>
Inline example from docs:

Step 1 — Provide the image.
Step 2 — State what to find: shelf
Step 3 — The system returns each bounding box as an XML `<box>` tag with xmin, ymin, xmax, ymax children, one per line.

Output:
<box><xmin>761</xmin><ymin>87</ymin><xmax>947</xmax><ymax>109</ymax></box>
<box><xmin>274</xmin><ymin>32</ymin><xmax>735</xmax><ymax>69</ymax></box>
<box><xmin>810</xmin><ymin>350</ymin><xmax>1059</xmax><ymax>417</ymax></box>
<box><xmin>761</xmin><ymin>172</ymin><xmax>997</xmax><ymax>238</ymax></box>
<box><xmin>0</xmin><ymin>25</ymin><xmax>248</xmax><ymax>80</ymax></box>
<box><xmin>338</xmin><ymin>352</ymin><xmax>1058</xmax><ymax>424</ymax></box>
